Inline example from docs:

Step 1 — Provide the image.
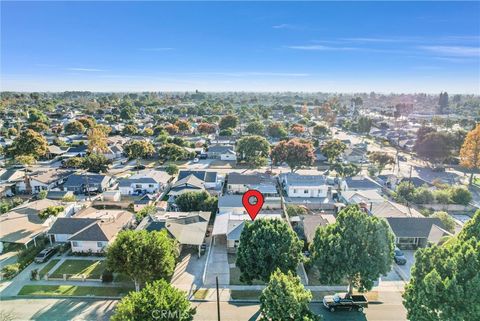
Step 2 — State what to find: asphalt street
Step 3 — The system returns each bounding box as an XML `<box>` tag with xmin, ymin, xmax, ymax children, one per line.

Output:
<box><xmin>0</xmin><ymin>289</ymin><xmax>407</xmax><ymax>321</ymax></box>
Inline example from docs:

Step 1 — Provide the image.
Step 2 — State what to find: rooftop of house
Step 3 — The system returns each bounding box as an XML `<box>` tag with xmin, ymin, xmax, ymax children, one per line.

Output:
<box><xmin>29</xmin><ymin>169</ymin><xmax>75</xmax><ymax>184</ymax></box>
<box><xmin>386</xmin><ymin>217</ymin><xmax>446</xmax><ymax>239</ymax></box>
<box><xmin>208</xmin><ymin>144</ymin><xmax>235</xmax><ymax>153</ymax></box>
<box><xmin>344</xmin><ymin>176</ymin><xmax>383</xmax><ymax>190</ymax></box>
<box><xmin>178</xmin><ymin>170</ymin><xmax>218</xmax><ymax>183</ymax></box>
<box><xmin>370</xmin><ymin>200</ymin><xmax>423</xmax><ymax>218</ymax></box>
<box><xmin>63</xmin><ymin>173</ymin><xmax>110</xmax><ymax>187</ymax></box>
<box><xmin>281</xmin><ymin>173</ymin><xmax>327</xmax><ymax>186</ymax></box>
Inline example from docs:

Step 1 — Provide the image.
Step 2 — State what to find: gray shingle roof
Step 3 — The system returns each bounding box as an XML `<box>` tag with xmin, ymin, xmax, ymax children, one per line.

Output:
<box><xmin>178</xmin><ymin>170</ymin><xmax>217</xmax><ymax>183</ymax></box>
<box><xmin>386</xmin><ymin>217</ymin><xmax>444</xmax><ymax>238</ymax></box>
<box><xmin>48</xmin><ymin>217</ymin><xmax>97</xmax><ymax>235</ymax></box>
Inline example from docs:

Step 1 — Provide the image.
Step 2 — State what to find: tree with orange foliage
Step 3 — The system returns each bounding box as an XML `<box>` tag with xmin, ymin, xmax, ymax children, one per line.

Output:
<box><xmin>164</xmin><ymin>124</ymin><xmax>179</xmax><ymax>135</ymax></box>
<box><xmin>290</xmin><ymin>124</ymin><xmax>305</xmax><ymax>136</ymax></box>
<box><xmin>197</xmin><ymin>122</ymin><xmax>216</xmax><ymax>135</ymax></box>
<box><xmin>175</xmin><ymin>119</ymin><xmax>191</xmax><ymax>133</ymax></box>
<box><xmin>460</xmin><ymin>124</ymin><xmax>480</xmax><ymax>185</ymax></box>
<box><xmin>271</xmin><ymin>139</ymin><xmax>315</xmax><ymax>172</ymax></box>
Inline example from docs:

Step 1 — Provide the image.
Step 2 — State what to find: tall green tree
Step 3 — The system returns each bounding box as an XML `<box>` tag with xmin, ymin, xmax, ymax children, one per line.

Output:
<box><xmin>330</xmin><ymin>162</ymin><xmax>360</xmax><ymax>178</ymax></box>
<box><xmin>236</xmin><ymin>219</ymin><xmax>303</xmax><ymax>284</ymax></box>
<box><xmin>259</xmin><ymin>269</ymin><xmax>319</xmax><ymax>321</ymax></box>
<box><xmin>236</xmin><ymin>135</ymin><xmax>271</xmax><ymax>168</ymax></box>
<box><xmin>267</xmin><ymin>122</ymin><xmax>288</xmax><ymax>138</ymax></box>
<box><xmin>403</xmin><ymin>211</ymin><xmax>480</xmax><ymax>321</ymax></box>
<box><xmin>111</xmin><ymin>280</ymin><xmax>195</xmax><ymax>321</ymax></box>
<box><xmin>244</xmin><ymin>121</ymin><xmax>265</xmax><ymax>136</ymax></box>
<box><xmin>65</xmin><ymin>121</ymin><xmax>86</xmax><ymax>135</ymax></box>
<box><xmin>219</xmin><ymin>114</ymin><xmax>238</xmax><ymax>130</ymax></box>
<box><xmin>310</xmin><ymin>205</ymin><xmax>394</xmax><ymax>294</ymax></box>
<box><xmin>9</xmin><ymin>129</ymin><xmax>48</xmax><ymax>158</ymax></box>
<box><xmin>106</xmin><ymin>230</ymin><xmax>179</xmax><ymax>291</ymax></box>
<box><xmin>123</xmin><ymin>140</ymin><xmax>155</xmax><ymax>160</ymax></box>
<box><xmin>80</xmin><ymin>153</ymin><xmax>111</xmax><ymax>173</ymax></box>
<box><xmin>321</xmin><ymin>139</ymin><xmax>346</xmax><ymax>163</ymax></box>
<box><xmin>174</xmin><ymin>191</ymin><xmax>217</xmax><ymax>212</ymax></box>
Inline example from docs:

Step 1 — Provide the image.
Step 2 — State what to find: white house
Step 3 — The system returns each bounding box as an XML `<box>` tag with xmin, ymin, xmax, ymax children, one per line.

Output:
<box><xmin>118</xmin><ymin>170</ymin><xmax>171</xmax><ymax>195</ymax></box>
<box><xmin>280</xmin><ymin>173</ymin><xmax>329</xmax><ymax>198</ymax></box>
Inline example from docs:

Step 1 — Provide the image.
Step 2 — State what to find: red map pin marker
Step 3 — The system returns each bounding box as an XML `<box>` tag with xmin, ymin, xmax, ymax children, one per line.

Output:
<box><xmin>242</xmin><ymin>190</ymin><xmax>264</xmax><ymax>221</ymax></box>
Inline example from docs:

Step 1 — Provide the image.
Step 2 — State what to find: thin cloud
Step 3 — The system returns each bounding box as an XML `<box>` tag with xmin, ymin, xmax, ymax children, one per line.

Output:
<box><xmin>66</xmin><ymin>67</ymin><xmax>105</xmax><ymax>72</ymax></box>
<box><xmin>419</xmin><ymin>45</ymin><xmax>480</xmax><ymax>57</ymax></box>
<box><xmin>272</xmin><ymin>24</ymin><xmax>294</xmax><ymax>29</ymax></box>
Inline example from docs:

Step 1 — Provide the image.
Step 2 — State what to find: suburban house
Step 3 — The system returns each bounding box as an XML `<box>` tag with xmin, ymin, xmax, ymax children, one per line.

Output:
<box><xmin>134</xmin><ymin>194</ymin><xmax>156</xmax><ymax>212</ymax></box>
<box><xmin>167</xmin><ymin>174</ymin><xmax>205</xmax><ymax>203</ymax></box>
<box><xmin>212</xmin><ymin>212</ymin><xmax>283</xmax><ymax>253</ymax></box>
<box><xmin>63</xmin><ymin>173</ymin><xmax>113</xmax><ymax>194</ymax></box>
<box><xmin>0</xmin><ymin>168</ymin><xmax>25</xmax><ymax>196</ymax></box>
<box><xmin>118</xmin><ymin>170</ymin><xmax>171</xmax><ymax>195</ymax></box>
<box><xmin>47</xmin><ymin>209</ymin><xmax>134</xmax><ymax>253</ymax></box>
<box><xmin>177</xmin><ymin>170</ymin><xmax>223</xmax><ymax>191</ymax></box>
<box><xmin>46</xmin><ymin>190</ymin><xmax>75</xmax><ymax>201</ymax></box>
<box><xmin>370</xmin><ymin>200</ymin><xmax>423</xmax><ymax>218</ymax></box>
<box><xmin>207</xmin><ymin>144</ymin><xmax>237</xmax><ymax>161</ymax></box>
<box><xmin>343</xmin><ymin>143</ymin><xmax>368</xmax><ymax>163</ymax></box>
<box><xmin>218</xmin><ymin>194</ymin><xmax>282</xmax><ymax>215</ymax></box>
<box><xmin>0</xmin><ymin>199</ymin><xmax>75</xmax><ymax>252</ymax></box>
<box><xmin>103</xmin><ymin>144</ymin><xmax>124</xmax><ymax>160</ymax></box>
<box><xmin>339</xmin><ymin>189</ymin><xmax>385</xmax><ymax>205</ymax></box>
<box><xmin>291</xmin><ymin>213</ymin><xmax>336</xmax><ymax>244</ymax></box>
<box><xmin>16</xmin><ymin>169</ymin><xmax>74</xmax><ymax>194</ymax></box>
<box><xmin>280</xmin><ymin>173</ymin><xmax>330</xmax><ymax>198</ymax></box>
<box><xmin>63</xmin><ymin>145</ymin><xmax>88</xmax><ymax>158</ymax></box>
<box><xmin>386</xmin><ymin>217</ymin><xmax>451</xmax><ymax>249</ymax></box>
<box><xmin>226</xmin><ymin>172</ymin><xmax>278</xmax><ymax>196</ymax></box>
<box><xmin>136</xmin><ymin>211</ymin><xmax>211</xmax><ymax>256</ymax></box>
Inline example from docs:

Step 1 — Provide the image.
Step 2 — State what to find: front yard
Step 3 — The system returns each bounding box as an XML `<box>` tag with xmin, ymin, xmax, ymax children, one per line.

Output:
<box><xmin>228</xmin><ymin>254</ymin><xmax>265</xmax><ymax>286</ymax></box>
<box><xmin>38</xmin><ymin>259</ymin><xmax>60</xmax><ymax>278</ymax></box>
<box><xmin>18</xmin><ymin>285</ymin><xmax>132</xmax><ymax>297</ymax></box>
<box><xmin>49</xmin><ymin>259</ymin><xmax>106</xmax><ymax>279</ymax></box>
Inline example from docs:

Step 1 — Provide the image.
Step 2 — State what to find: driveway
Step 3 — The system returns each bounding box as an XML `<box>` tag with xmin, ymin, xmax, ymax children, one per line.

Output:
<box><xmin>393</xmin><ymin>250</ymin><xmax>415</xmax><ymax>281</ymax></box>
<box><xmin>171</xmin><ymin>247</ymin><xmax>208</xmax><ymax>293</ymax></box>
<box><xmin>204</xmin><ymin>236</ymin><xmax>229</xmax><ymax>286</ymax></box>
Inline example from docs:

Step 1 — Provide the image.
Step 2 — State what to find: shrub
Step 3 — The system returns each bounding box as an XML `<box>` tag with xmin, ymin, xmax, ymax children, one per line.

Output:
<box><xmin>433</xmin><ymin>189</ymin><xmax>452</xmax><ymax>204</ymax></box>
<box><xmin>412</xmin><ymin>187</ymin><xmax>434</xmax><ymax>204</ymax></box>
<box><xmin>17</xmin><ymin>238</ymin><xmax>47</xmax><ymax>268</ymax></box>
<box><xmin>450</xmin><ymin>187</ymin><xmax>472</xmax><ymax>205</ymax></box>
<box><xmin>1</xmin><ymin>263</ymin><xmax>20</xmax><ymax>279</ymax></box>
<box><xmin>286</xmin><ymin>205</ymin><xmax>308</xmax><ymax>217</ymax></box>
<box><xmin>102</xmin><ymin>270</ymin><xmax>114</xmax><ymax>283</ymax></box>
<box><xmin>30</xmin><ymin>268</ymin><xmax>39</xmax><ymax>280</ymax></box>
<box><xmin>38</xmin><ymin>206</ymin><xmax>64</xmax><ymax>220</ymax></box>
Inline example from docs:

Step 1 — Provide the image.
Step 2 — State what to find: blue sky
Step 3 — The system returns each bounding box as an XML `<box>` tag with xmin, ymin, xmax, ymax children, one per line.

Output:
<box><xmin>1</xmin><ymin>1</ymin><xmax>479</xmax><ymax>93</ymax></box>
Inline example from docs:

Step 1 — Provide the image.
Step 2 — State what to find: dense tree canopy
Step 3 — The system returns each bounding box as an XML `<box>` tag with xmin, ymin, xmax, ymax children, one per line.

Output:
<box><xmin>111</xmin><ymin>280</ymin><xmax>195</xmax><ymax>321</ymax></box>
<box><xmin>157</xmin><ymin>143</ymin><xmax>193</xmax><ymax>161</ymax></box>
<box><xmin>369</xmin><ymin>151</ymin><xmax>396</xmax><ymax>173</ymax></box>
<box><xmin>197</xmin><ymin>122</ymin><xmax>216</xmax><ymax>135</ymax></box>
<box><xmin>330</xmin><ymin>162</ymin><xmax>360</xmax><ymax>178</ymax></box>
<box><xmin>267</xmin><ymin>122</ymin><xmax>288</xmax><ymax>138</ymax></box>
<box><xmin>236</xmin><ymin>219</ymin><xmax>303</xmax><ymax>284</ymax></box>
<box><xmin>219</xmin><ymin>114</ymin><xmax>238</xmax><ymax>130</ymax></box>
<box><xmin>403</xmin><ymin>211</ymin><xmax>480</xmax><ymax>321</ymax></box>
<box><xmin>87</xmin><ymin>126</ymin><xmax>108</xmax><ymax>153</ymax></box>
<box><xmin>310</xmin><ymin>205</ymin><xmax>394</xmax><ymax>293</ymax></box>
<box><xmin>271</xmin><ymin>138</ymin><xmax>315</xmax><ymax>172</ymax></box>
<box><xmin>80</xmin><ymin>153</ymin><xmax>111</xmax><ymax>173</ymax></box>
<box><xmin>174</xmin><ymin>191</ymin><xmax>217</xmax><ymax>212</ymax></box>
<box><xmin>9</xmin><ymin>129</ymin><xmax>48</xmax><ymax>158</ymax></box>
<box><xmin>259</xmin><ymin>269</ymin><xmax>319</xmax><ymax>321</ymax></box>
<box><xmin>321</xmin><ymin>139</ymin><xmax>346</xmax><ymax>162</ymax></box>
<box><xmin>244</xmin><ymin>121</ymin><xmax>265</xmax><ymax>136</ymax></box>
<box><xmin>107</xmin><ymin>230</ymin><xmax>179</xmax><ymax>292</ymax></box>
<box><xmin>236</xmin><ymin>135</ymin><xmax>271</xmax><ymax>167</ymax></box>
<box><xmin>65</xmin><ymin>121</ymin><xmax>86</xmax><ymax>135</ymax></box>
<box><xmin>123</xmin><ymin>140</ymin><xmax>155</xmax><ymax>160</ymax></box>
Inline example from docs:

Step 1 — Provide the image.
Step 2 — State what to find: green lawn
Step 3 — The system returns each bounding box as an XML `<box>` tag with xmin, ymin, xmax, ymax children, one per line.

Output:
<box><xmin>18</xmin><ymin>285</ymin><xmax>132</xmax><ymax>297</ymax></box>
<box><xmin>49</xmin><ymin>259</ymin><xmax>106</xmax><ymax>279</ymax></box>
<box><xmin>38</xmin><ymin>259</ymin><xmax>60</xmax><ymax>278</ymax></box>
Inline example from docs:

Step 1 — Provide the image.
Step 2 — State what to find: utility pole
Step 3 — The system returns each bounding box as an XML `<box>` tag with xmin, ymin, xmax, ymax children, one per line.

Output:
<box><xmin>216</xmin><ymin>276</ymin><xmax>221</xmax><ymax>321</ymax></box>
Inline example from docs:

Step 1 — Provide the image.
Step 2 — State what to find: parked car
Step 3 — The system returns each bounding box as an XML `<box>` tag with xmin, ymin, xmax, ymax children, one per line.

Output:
<box><xmin>323</xmin><ymin>293</ymin><xmax>368</xmax><ymax>312</ymax></box>
<box><xmin>199</xmin><ymin>154</ymin><xmax>208</xmax><ymax>160</ymax></box>
<box><xmin>394</xmin><ymin>247</ymin><xmax>407</xmax><ymax>265</ymax></box>
<box><xmin>34</xmin><ymin>247</ymin><xmax>57</xmax><ymax>263</ymax></box>
<box><xmin>193</xmin><ymin>158</ymin><xmax>199</xmax><ymax>163</ymax></box>
<box><xmin>398</xmin><ymin>155</ymin><xmax>407</xmax><ymax>161</ymax></box>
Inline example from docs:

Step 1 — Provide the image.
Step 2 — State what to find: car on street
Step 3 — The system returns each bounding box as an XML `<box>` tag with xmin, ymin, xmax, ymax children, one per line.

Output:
<box><xmin>323</xmin><ymin>293</ymin><xmax>368</xmax><ymax>312</ymax></box>
<box><xmin>394</xmin><ymin>247</ymin><xmax>407</xmax><ymax>265</ymax></box>
<box><xmin>193</xmin><ymin>158</ymin><xmax>199</xmax><ymax>163</ymax></box>
<box><xmin>34</xmin><ymin>247</ymin><xmax>57</xmax><ymax>263</ymax></box>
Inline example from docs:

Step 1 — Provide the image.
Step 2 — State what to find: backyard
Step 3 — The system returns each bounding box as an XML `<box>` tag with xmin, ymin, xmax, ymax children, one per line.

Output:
<box><xmin>49</xmin><ymin>259</ymin><xmax>106</xmax><ymax>279</ymax></box>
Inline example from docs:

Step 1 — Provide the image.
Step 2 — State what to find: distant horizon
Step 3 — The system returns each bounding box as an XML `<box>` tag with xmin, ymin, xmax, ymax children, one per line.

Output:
<box><xmin>2</xmin><ymin>1</ymin><xmax>479</xmax><ymax>93</ymax></box>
